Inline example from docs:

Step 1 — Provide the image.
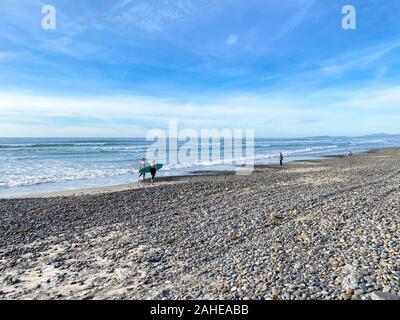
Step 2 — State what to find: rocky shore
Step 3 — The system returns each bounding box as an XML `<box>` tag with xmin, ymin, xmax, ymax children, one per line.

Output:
<box><xmin>0</xmin><ymin>148</ymin><xmax>399</xmax><ymax>300</ymax></box>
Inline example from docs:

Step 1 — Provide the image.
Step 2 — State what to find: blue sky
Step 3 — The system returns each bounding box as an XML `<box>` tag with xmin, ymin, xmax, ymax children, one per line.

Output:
<box><xmin>0</xmin><ymin>0</ymin><xmax>400</xmax><ymax>137</ymax></box>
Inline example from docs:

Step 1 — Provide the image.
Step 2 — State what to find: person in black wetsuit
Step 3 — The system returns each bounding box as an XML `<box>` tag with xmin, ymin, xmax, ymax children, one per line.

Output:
<box><xmin>279</xmin><ymin>152</ymin><xmax>284</xmax><ymax>166</ymax></box>
<box><xmin>150</xmin><ymin>160</ymin><xmax>157</xmax><ymax>182</ymax></box>
<box><xmin>138</xmin><ymin>158</ymin><xmax>146</xmax><ymax>180</ymax></box>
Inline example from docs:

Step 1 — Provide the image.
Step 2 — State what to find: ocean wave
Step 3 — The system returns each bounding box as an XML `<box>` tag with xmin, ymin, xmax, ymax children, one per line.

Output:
<box><xmin>0</xmin><ymin>167</ymin><xmax>137</xmax><ymax>188</ymax></box>
<box><xmin>0</xmin><ymin>142</ymin><xmax>148</xmax><ymax>149</ymax></box>
<box><xmin>159</xmin><ymin>145</ymin><xmax>341</xmax><ymax>170</ymax></box>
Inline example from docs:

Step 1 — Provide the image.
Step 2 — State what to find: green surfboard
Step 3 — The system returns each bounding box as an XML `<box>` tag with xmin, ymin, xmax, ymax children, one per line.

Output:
<box><xmin>139</xmin><ymin>163</ymin><xmax>163</xmax><ymax>173</ymax></box>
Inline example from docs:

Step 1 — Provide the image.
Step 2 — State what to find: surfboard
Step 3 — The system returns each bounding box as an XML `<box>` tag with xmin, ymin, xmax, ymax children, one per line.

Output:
<box><xmin>139</xmin><ymin>163</ymin><xmax>163</xmax><ymax>173</ymax></box>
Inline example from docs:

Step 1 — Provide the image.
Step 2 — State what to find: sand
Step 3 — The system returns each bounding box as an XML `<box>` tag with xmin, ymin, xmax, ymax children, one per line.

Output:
<box><xmin>0</xmin><ymin>148</ymin><xmax>399</xmax><ymax>300</ymax></box>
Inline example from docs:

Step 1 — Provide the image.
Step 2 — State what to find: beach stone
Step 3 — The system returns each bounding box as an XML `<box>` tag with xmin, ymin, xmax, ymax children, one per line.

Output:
<box><xmin>161</xmin><ymin>289</ymin><xmax>171</xmax><ymax>297</ymax></box>
<box><xmin>148</xmin><ymin>256</ymin><xmax>162</xmax><ymax>263</ymax></box>
<box><xmin>354</xmin><ymin>289</ymin><xmax>364</xmax><ymax>296</ymax></box>
<box><xmin>283</xmin><ymin>293</ymin><xmax>291</xmax><ymax>300</ymax></box>
<box><xmin>345</xmin><ymin>288</ymin><xmax>354</xmax><ymax>295</ymax></box>
<box><xmin>370</xmin><ymin>291</ymin><xmax>400</xmax><ymax>301</ymax></box>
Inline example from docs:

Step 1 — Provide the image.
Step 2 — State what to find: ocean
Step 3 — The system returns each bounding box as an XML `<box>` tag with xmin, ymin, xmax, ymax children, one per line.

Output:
<box><xmin>1</xmin><ymin>135</ymin><xmax>399</xmax><ymax>197</ymax></box>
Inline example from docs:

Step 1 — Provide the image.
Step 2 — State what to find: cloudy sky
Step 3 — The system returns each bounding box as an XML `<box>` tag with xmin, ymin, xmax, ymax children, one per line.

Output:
<box><xmin>0</xmin><ymin>0</ymin><xmax>400</xmax><ymax>137</ymax></box>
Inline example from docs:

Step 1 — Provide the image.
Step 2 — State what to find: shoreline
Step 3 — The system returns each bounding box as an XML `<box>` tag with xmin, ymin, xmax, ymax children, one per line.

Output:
<box><xmin>1</xmin><ymin>147</ymin><xmax>388</xmax><ymax>200</ymax></box>
<box><xmin>4</xmin><ymin>170</ymin><xmax>236</xmax><ymax>200</ymax></box>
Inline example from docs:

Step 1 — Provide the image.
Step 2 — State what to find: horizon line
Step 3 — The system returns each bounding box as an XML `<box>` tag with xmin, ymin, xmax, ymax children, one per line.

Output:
<box><xmin>0</xmin><ymin>133</ymin><xmax>398</xmax><ymax>140</ymax></box>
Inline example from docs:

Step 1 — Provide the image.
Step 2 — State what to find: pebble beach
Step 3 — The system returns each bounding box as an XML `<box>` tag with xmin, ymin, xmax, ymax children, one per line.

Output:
<box><xmin>0</xmin><ymin>148</ymin><xmax>399</xmax><ymax>300</ymax></box>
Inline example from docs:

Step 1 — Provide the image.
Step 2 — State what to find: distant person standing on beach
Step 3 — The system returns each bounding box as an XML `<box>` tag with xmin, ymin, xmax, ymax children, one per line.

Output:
<box><xmin>138</xmin><ymin>158</ymin><xmax>146</xmax><ymax>180</ymax></box>
<box><xmin>349</xmin><ymin>150</ymin><xmax>352</xmax><ymax>156</ymax></box>
<box><xmin>279</xmin><ymin>152</ymin><xmax>284</xmax><ymax>166</ymax></box>
<box><xmin>150</xmin><ymin>160</ymin><xmax>157</xmax><ymax>182</ymax></box>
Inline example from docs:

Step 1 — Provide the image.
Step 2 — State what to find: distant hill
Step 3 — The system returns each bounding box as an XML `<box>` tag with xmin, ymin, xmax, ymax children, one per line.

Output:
<box><xmin>304</xmin><ymin>133</ymin><xmax>400</xmax><ymax>140</ymax></box>
<box><xmin>362</xmin><ymin>133</ymin><xmax>400</xmax><ymax>139</ymax></box>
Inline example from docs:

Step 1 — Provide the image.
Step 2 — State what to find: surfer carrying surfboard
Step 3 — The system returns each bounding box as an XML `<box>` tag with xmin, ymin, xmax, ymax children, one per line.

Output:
<box><xmin>138</xmin><ymin>161</ymin><xmax>163</xmax><ymax>182</ymax></box>
<box><xmin>150</xmin><ymin>160</ymin><xmax>157</xmax><ymax>182</ymax></box>
<box><xmin>138</xmin><ymin>158</ymin><xmax>146</xmax><ymax>180</ymax></box>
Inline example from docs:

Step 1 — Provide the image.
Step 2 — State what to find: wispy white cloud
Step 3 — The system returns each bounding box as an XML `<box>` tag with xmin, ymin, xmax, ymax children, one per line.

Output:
<box><xmin>39</xmin><ymin>36</ymin><xmax>111</xmax><ymax>61</ymax></box>
<box><xmin>0</xmin><ymin>51</ymin><xmax>19</xmax><ymax>59</ymax></box>
<box><xmin>374</xmin><ymin>67</ymin><xmax>387</xmax><ymax>83</ymax></box>
<box><xmin>225</xmin><ymin>34</ymin><xmax>239</xmax><ymax>46</ymax></box>
<box><xmin>267</xmin><ymin>0</ymin><xmax>316</xmax><ymax>44</ymax></box>
<box><xmin>319</xmin><ymin>39</ymin><xmax>400</xmax><ymax>76</ymax></box>
<box><xmin>1</xmin><ymin>83</ymin><xmax>400</xmax><ymax>137</ymax></box>
<box><xmin>112</xmin><ymin>0</ymin><xmax>196</xmax><ymax>32</ymax></box>
<box><xmin>327</xmin><ymin>85</ymin><xmax>400</xmax><ymax>110</ymax></box>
